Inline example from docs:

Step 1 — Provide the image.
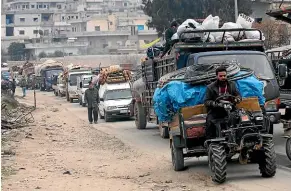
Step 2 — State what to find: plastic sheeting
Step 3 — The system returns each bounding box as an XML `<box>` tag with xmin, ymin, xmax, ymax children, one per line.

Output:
<box><xmin>153</xmin><ymin>73</ymin><xmax>265</xmax><ymax>122</ymax></box>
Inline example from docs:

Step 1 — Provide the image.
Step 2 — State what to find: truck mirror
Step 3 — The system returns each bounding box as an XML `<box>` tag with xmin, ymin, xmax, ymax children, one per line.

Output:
<box><xmin>278</xmin><ymin>64</ymin><xmax>288</xmax><ymax>79</ymax></box>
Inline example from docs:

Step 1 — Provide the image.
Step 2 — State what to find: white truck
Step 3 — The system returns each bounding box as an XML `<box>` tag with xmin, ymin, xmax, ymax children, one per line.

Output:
<box><xmin>65</xmin><ymin>67</ymin><xmax>92</xmax><ymax>103</ymax></box>
<box><xmin>98</xmin><ymin>82</ymin><xmax>133</xmax><ymax>122</ymax></box>
<box><xmin>77</xmin><ymin>74</ymin><xmax>93</xmax><ymax>107</ymax></box>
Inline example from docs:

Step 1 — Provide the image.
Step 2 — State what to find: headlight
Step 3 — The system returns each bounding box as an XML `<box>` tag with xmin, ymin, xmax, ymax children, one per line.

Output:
<box><xmin>265</xmin><ymin>98</ymin><xmax>280</xmax><ymax>111</ymax></box>
<box><xmin>107</xmin><ymin>106</ymin><xmax>117</xmax><ymax>110</ymax></box>
<box><xmin>255</xmin><ymin>116</ymin><xmax>263</xmax><ymax>121</ymax></box>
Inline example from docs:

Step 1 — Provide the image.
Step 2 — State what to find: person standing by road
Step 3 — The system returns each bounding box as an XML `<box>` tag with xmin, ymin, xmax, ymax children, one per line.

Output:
<box><xmin>84</xmin><ymin>81</ymin><xmax>99</xmax><ymax>124</ymax></box>
<box><xmin>19</xmin><ymin>76</ymin><xmax>27</xmax><ymax>97</ymax></box>
<box><xmin>11</xmin><ymin>78</ymin><xmax>16</xmax><ymax>97</ymax></box>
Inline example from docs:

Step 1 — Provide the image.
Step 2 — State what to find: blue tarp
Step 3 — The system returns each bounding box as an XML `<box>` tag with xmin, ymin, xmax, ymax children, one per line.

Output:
<box><xmin>153</xmin><ymin>73</ymin><xmax>265</xmax><ymax>122</ymax></box>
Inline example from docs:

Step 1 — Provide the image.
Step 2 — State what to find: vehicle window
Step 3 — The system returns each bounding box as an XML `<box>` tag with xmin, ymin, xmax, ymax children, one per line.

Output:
<box><xmin>197</xmin><ymin>54</ymin><xmax>275</xmax><ymax>79</ymax></box>
<box><xmin>104</xmin><ymin>89</ymin><xmax>132</xmax><ymax>100</ymax></box>
<box><xmin>45</xmin><ymin>69</ymin><xmax>63</xmax><ymax>79</ymax></box>
<box><xmin>69</xmin><ymin>73</ymin><xmax>91</xmax><ymax>86</ymax></box>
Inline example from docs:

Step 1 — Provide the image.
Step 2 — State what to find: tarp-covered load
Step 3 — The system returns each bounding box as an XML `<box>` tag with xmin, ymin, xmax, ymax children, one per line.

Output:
<box><xmin>35</xmin><ymin>59</ymin><xmax>63</xmax><ymax>76</ymax></box>
<box><xmin>153</xmin><ymin>72</ymin><xmax>265</xmax><ymax>122</ymax></box>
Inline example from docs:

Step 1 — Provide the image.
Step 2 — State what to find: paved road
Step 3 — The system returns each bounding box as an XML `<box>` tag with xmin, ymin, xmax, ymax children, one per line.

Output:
<box><xmin>29</xmin><ymin>90</ymin><xmax>291</xmax><ymax>191</ymax></box>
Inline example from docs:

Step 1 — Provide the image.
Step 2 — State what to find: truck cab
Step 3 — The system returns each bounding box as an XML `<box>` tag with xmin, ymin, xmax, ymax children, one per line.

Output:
<box><xmin>77</xmin><ymin>74</ymin><xmax>93</xmax><ymax>107</ymax></box>
<box><xmin>131</xmin><ymin>28</ymin><xmax>281</xmax><ymax>136</ymax></box>
<box><xmin>99</xmin><ymin>82</ymin><xmax>133</xmax><ymax>122</ymax></box>
<box><xmin>66</xmin><ymin>69</ymin><xmax>92</xmax><ymax>103</ymax></box>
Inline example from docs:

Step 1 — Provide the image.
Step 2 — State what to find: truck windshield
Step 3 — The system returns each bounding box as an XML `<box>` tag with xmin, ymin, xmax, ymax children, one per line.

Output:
<box><xmin>45</xmin><ymin>69</ymin><xmax>63</xmax><ymax>79</ymax></box>
<box><xmin>69</xmin><ymin>73</ymin><xmax>91</xmax><ymax>86</ymax></box>
<box><xmin>104</xmin><ymin>89</ymin><xmax>132</xmax><ymax>100</ymax></box>
<box><xmin>198</xmin><ymin>54</ymin><xmax>275</xmax><ymax>79</ymax></box>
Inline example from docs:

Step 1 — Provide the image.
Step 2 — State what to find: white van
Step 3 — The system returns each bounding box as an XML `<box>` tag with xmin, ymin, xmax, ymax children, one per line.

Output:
<box><xmin>98</xmin><ymin>82</ymin><xmax>133</xmax><ymax>122</ymax></box>
<box><xmin>77</xmin><ymin>74</ymin><xmax>93</xmax><ymax>107</ymax></box>
<box><xmin>66</xmin><ymin>70</ymin><xmax>92</xmax><ymax>103</ymax></box>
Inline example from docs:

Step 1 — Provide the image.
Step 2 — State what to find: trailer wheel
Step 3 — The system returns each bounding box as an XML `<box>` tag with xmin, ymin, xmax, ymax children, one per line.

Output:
<box><xmin>259</xmin><ymin>138</ymin><xmax>276</xmax><ymax>177</ymax></box>
<box><xmin>171</xmin><ymin>140</ymin><xmax>184</xmax><ymax>171</ymax></box>
<box><xmin>134</xmin><ymin>102</ymin><xmax>147</xmax><ymax>129</ymax></box>
<box><xmin>208</xmin><ymin>144</ymin><xmax>227</xmax><ymax>184</ymax></box>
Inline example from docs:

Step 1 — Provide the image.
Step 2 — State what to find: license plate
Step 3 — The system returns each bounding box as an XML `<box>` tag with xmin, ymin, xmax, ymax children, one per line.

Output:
<box><xmin>241</xmin><ymin>115</ymin><xmax>249</xmax><ymax>122</ymax></box>
<box><xmin>280</xmin><ymin>108</ymin><xmax>286</xmax><ymax>115</ymax></box>
<box><xmin>120</xmin><ymin>110</ymin><xmax>128</xmax><ymax>114</ymax></box>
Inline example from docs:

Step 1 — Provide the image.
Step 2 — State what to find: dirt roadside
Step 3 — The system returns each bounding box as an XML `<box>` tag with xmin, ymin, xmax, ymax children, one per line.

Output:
<box><xmin>1</xmin><ymin>90</ymin><xmax>242</xmax><ymax>191</ymax></box>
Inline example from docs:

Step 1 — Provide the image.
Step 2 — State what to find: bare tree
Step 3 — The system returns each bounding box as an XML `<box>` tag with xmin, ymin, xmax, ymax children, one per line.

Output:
<box><xmin>253</xmin><ymin>19</ymin><xmax>289</xmax><ymax>49</ymax></box>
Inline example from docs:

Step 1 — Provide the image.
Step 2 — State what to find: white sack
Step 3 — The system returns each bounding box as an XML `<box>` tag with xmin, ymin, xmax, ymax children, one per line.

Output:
<box><xmin>236</xmin><ymin>13</ymin><xmax>254</xmax><ymax>29</ymax></box>
<box><xmin>215</xmin><ymin>32</ymin><xmax>235</xmax><ymax>42</ymax></box>
<box><xmin>220</xmin><ymin>22</ymin><xmax>243</xmax><ymax>39</ymax></box>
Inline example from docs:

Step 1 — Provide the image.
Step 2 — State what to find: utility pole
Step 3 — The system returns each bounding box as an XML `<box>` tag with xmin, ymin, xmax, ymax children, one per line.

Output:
<box><xmin>234</xmin><ymin>0</ymin><xmax>238</xmax><ymax>22</ymax></box>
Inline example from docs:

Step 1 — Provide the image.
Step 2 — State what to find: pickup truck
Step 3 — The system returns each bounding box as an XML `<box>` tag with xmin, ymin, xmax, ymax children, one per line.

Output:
<box><xmin>131</xmin><ymin>28</ymin><xmax>282</xmax><ymax>138</ymax></box>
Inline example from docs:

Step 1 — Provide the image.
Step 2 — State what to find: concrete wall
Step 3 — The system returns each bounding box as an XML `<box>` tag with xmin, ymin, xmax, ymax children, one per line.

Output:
<box><xmin>87</xmin><ymin>19</ymin><xmax>110</xmax><ymax>32</ymax></box>
<box><xmin>13</xmin><ymin>26</ymin><xmax>52</xmax><ymax>38</ymax></box>
<box><xmin>39</xmin><ymin>54</ymin><xmax>145</xmax><ymax>67</ymax></box>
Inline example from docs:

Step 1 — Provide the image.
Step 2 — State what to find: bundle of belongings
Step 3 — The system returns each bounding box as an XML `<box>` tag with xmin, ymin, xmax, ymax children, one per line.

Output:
<box><xmin>153</xmin><ymin>63</ymin><xmax>265</xmax><ymax>122</ymax></box>
<box><xmin>99</xmin><ymin>65</ymin><xmax>132</xmax><ymax>85</ymax></box>
<box><xmin>172</xmin><ymin>13</ymin><xmax>265</xmax><ymax>43</ymax></box>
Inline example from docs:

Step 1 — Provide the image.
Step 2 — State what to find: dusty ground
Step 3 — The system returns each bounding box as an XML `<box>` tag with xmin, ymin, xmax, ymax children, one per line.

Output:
<box><xmin>1</xmin><ymin>89</ymin><xmax>290</xmax><ymax>191</ymax></box>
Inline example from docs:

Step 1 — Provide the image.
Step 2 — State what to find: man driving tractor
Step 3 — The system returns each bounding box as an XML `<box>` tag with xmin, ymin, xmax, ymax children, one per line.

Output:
<box><xmin>204</xmin><ymin>66</ymin><xmax>242</xmax><ymax>139</ymax></box>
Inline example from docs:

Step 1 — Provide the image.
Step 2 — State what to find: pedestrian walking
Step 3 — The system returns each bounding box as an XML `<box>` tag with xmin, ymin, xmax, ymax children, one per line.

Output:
<box><xmin>19</xmin><ymin>76</ymin><xmax>27</xmax><ymax>97</ymax></box>
<box><xmin>84</xmin><ymin>81</ymin><xmax>99</xmax><ymax>124</ymax></box>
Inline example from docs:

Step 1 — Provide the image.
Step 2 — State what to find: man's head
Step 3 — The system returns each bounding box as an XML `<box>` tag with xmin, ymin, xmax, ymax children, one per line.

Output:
<box><xmin>170</xmin><ymin>21</ymin><xmax>178</xmax><ymax>29</ymax></box>
<box><xmin>216</xmin><ymin>66</ymin><xmax>227</xmax><ymax>83</ymax></box>
<box><xmin>88</xmin><ymin>81</ymin><xmax>93</xmax><ymax>89</ymax></box>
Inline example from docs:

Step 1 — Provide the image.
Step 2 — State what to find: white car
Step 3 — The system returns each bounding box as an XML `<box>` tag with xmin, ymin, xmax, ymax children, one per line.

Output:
<box><xmin>77</xmin><ymin>75</ymin><xmax>93</xmax><ymax>107</ymax></box>
<box><xmin>99</xmin><ymin>84</ymin><xmax>133</xmax><ymax>122</ymax></box>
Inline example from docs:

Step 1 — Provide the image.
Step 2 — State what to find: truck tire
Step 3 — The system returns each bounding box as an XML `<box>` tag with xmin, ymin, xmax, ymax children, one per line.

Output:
<box><xmin>259</xmin><ymin>138</ymin><xmax>276</xmax><ymax>178</ymax></box>
<box><xmin>269</xmin><ymin>124</ymin><xmax>274</xmax><ymax>134</ymax></box>
<box><xmin>159</xmin><ymin>125</ymin><xmax>169</xmax><ymax>139</ymax></box>
<box><xmin>171</xmin><ymin>140</ymin><xmax>184</xmax><ymax>171</ymax></box>
<box><xmin>134</xmin><ymin>102</ymin><xmax>147</xmax><ymax>129</ymax></box>
<box><xmin>208</xmin><ymin>144</ymin><xmax>227</xmax><ymax>184</ymax></box>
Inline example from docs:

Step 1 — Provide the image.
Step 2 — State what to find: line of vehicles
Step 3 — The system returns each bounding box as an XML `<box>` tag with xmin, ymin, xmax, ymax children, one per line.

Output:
<box><xmin>8</xmin><ymin>8</ymin><xmax>290</xmax><ymax>184</ymax></box>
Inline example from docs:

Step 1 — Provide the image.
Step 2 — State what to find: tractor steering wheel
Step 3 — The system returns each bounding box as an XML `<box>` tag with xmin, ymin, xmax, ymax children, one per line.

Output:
<box><xmin>215</xmin><ymin>94</ymin><xmax>238</xmax><ymax>105</ymax></box>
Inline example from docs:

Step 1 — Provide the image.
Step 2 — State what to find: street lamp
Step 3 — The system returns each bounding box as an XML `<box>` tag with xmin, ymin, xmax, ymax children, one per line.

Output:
<box><xmin>234</xmin><ymin>0</ymin><xmax>238</xmax><ymax>21</ymax></box>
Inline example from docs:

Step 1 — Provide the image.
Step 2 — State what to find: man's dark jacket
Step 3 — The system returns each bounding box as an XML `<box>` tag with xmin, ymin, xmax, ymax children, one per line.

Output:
<box><xmin>84</xmin><ymin>87</ymin><xmax>99</xmax><ymax>108</ymax></box>
<box><xmin>204</xmin><ymin>80</ymin><xmax>241</xmax><ymax>116</ymax></box>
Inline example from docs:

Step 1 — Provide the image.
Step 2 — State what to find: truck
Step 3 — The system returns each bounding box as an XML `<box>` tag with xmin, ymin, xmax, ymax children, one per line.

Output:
<box><xmin>266</xmin><ymin>5</ymin><xmax>291</xmax><ymax>160</ymax></box>
<box><xmin>131</xmin><ymin>28</ymin><xmax>282</xmax><ymax>138</ymax></box>
<box><xmin>63</xmin><ymin>65</ymin><xmax>92</xmax><ymax>103</ymax></box>
<box><xmin>77</xmin><ymin>74</ymin><xmax>93</xmax><ymax>107</ymax></box>
<box><xmin>52</xmin><ymin>73</ymin><xmax>66</xmax><ymax>97</ymax></box>
<box><xmin>34</xmin><ymin>59</ymin><xmax>64</xmax><ymax>91</ymax></box>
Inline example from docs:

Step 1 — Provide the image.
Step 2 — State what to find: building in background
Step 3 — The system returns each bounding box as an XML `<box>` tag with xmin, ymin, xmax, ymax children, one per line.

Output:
<box><xmin>1</xmin><ymin>0</ymin><xmax>157</xmax><ymax>58</ymax></box>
